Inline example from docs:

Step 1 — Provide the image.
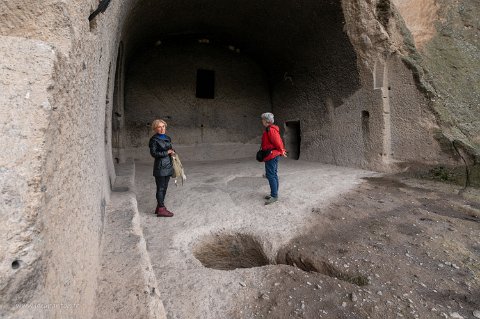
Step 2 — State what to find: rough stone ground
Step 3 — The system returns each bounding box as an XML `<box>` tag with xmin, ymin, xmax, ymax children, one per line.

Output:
<box><xmin>134</xmin><ymin>158</ymin><xmax>480</xmax><ymax>319</ymax></box>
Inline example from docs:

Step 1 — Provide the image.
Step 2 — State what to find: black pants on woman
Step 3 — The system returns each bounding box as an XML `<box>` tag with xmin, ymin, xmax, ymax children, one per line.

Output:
<box><xmin>155</xmin><ymin>176</ymin><xmax>170</xmax><ymax>207</ymax></box>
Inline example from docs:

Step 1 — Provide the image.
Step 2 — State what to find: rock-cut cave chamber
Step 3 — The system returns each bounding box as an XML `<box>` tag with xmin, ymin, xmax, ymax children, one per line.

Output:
<box><xmin>113</xmin><ymin>0</ymin><xmax>367</xmax><ymax>165</ymax></box>
<box><xmin>3</xmin><ymin>0</ymin><xmax>465</xmax><ymax>317</ymax></box>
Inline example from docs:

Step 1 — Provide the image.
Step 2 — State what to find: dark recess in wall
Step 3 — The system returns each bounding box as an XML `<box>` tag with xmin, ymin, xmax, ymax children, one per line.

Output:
<box><xmin>196</xmin><ymin>69</ymin><xmax>215</xmax><ymax>99</ymax></box>
<box><xmin>285</xmin><ymin>121</ymin><xmax>301</xmax><ymax>160</ymax></box>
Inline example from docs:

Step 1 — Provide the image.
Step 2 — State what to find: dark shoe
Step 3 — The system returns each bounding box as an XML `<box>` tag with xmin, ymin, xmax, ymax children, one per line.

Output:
<box><xmin>264</xmin><ymin>197</ymin><xmax>278</xmax><ymax>205</ymax></box>
<box><xmin>264</xmin><ymin>195</ymin><xmax>272</xmax><ymax>200</ymax></box>
<box><xmin>156</xmin><ymin>207</ymin><xmax>173</xmax><ymax>217</ymax></box>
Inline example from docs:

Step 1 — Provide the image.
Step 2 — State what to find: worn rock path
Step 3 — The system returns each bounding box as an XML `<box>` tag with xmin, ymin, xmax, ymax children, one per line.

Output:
<box><xmin>134</xmin><ymin>158</ymin><xmax>376</xmax><ymax>318</ymax></box>
<box><xmin>134</xmin><ymin>158</ymin><xmax>480</xmax><ymax>319</ymax></box>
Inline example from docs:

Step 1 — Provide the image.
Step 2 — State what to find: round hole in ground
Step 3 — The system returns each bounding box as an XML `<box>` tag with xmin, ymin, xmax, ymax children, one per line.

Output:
<box><xmin>193</xmin><ymin>233</ymin><xmax>269</xmax><ymax>270</ymax></box>
<box><xmin>193</xmin><ymin>233</ymin><xmax>369</xmax><ymax>286</ymax></box>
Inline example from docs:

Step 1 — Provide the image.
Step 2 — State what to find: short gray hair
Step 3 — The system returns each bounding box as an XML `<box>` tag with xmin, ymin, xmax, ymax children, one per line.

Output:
<box><xmin>261</xmin><ymin>112</ymin><xmax>274</xmax><ymax>124</ymax></box>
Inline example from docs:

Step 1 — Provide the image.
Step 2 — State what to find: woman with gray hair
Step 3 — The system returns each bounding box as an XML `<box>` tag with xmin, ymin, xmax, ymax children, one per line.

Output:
<box><xmin>260</xmin><ymin>112</ymin><xmax>287</xmax><ymax>205</ymax></box>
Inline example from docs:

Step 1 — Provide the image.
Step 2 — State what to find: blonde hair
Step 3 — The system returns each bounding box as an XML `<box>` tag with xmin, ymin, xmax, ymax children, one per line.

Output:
<box><xmin>151</xmin><ymin>119</ymin><xmax>167</xmax><ymax>131</ymax></box>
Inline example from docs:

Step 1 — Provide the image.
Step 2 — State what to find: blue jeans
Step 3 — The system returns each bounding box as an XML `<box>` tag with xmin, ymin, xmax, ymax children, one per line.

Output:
<box><xmin>265</xmin><ymin>156</ymin><xmax>279</xmax><ymax>198</ymax></box>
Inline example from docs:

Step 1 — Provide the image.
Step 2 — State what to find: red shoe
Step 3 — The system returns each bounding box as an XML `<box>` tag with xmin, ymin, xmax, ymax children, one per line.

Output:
<box><xmin>154</xmin><ymin>204</ymin><xmax>161</xmax><ymax>215</ymax></box>
<box><xmin>164</xmin><ymin>207</ymin><xmax>174</xmax><ymax>216</ymax></box>
<box><xmin>156</xmin><ymin>207</ymin><xmax>174</xmax><ymax>217</ymax></box>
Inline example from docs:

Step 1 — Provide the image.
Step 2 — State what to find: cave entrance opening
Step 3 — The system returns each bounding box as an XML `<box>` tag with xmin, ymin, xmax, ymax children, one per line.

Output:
<box><xmin>284</xmin><ymin>120</ymin><xmax>301</xmax><ymax>160</ymax></box>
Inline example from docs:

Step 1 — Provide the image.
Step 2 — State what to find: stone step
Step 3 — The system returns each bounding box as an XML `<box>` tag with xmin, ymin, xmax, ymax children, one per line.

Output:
<box><xmin>93</xmin><ymin>160</ymin><xmax>166</xmax><ymax>319</ymax></box>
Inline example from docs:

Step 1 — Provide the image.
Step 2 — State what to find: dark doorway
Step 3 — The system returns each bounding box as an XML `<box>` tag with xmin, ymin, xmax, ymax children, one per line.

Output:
<box><xmin>284</xmin><ymin>120</ymin><xmax>301</xmax><ymax>160</ymax></box>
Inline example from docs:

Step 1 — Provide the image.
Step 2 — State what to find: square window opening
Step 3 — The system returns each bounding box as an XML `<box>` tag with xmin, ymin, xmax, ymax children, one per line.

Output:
<box><xmin>196</xmin><ymin>69</ymin><xmax>215</xmax><ymax>99</ymax></box>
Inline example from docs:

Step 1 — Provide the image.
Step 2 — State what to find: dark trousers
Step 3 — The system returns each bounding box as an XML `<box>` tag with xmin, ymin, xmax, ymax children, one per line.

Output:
<box><xmin>155</xmin><ymin>176</ymin><xmax>170</xmax><ymax>207</ymax></box>
<box><xmin>265</xmin><ymin>156</ymin><xmax>279</xmax><ymax>198</ymax></box>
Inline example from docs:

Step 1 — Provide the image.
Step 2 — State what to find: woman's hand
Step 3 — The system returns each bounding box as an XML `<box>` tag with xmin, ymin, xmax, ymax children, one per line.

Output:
<box><xmin>168</xmin><ymin>149</ymin><xmax>175</xmax><ymax>155</ymax></box>
<box><xmin>282</xmin><ymin>150</ymin><xmax>288</xmax><ymax>157</ymax></box>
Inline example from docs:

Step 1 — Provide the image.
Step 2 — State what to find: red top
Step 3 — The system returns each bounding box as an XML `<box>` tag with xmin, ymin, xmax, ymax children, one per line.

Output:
<box><xmin>261</xmin><ymin>124</ymin><xmax>286</xmax><ymax>162</ymax></box>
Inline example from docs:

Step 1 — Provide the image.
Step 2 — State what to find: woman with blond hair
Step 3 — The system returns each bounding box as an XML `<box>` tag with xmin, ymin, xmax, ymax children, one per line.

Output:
<box><xmin>149</xmin><ymin>119</ymin><xmax>175</xmax><ymax>217</ymax></box>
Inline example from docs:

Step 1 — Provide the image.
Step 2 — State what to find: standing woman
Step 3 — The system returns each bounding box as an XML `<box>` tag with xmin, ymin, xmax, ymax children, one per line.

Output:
<box><xmin>260</xmin><ymin>112</ymin><xmax>287</xmax><ymax>205</ymax></box>
<box><xmin>149</xmin><ymin>119</ymin><xmax>175</xmax><ymax>217</ymax></box>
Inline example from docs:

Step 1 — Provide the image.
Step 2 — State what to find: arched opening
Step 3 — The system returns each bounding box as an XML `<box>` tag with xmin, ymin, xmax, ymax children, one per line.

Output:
<box><xmin>104</xmin><ymin>61</ymin><xmax>116</xmax><ymax>189</ymax></box>
<box><xmin>118</xmin><ymin>0</ymin><xmax>361</xmax><ymax>163</ymax></box>
<box><xmin>112</xmin><ymin>42</ymin><xmax>125</xmax><ymax>164</ymax></box>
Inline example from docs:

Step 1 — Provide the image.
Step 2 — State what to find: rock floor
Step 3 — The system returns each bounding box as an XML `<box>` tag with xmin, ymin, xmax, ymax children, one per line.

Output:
<box><xmin>134</xmin><ymin>158</ymin><xmax>480</xmax><ymax>319</ymax></box>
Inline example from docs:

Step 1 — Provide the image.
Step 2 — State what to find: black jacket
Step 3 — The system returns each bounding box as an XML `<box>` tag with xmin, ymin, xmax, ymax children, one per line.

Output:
<box><xmin>149</xmin><ymin>134</ymin><xmax>174</xmax><ymax>177</ymax></box>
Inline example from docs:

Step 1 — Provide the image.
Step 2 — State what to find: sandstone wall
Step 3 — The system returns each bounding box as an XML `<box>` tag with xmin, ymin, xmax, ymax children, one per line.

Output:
<box><xmin>124</xmin><ymin>43</ymin><xmax>270</xmax><ymax>156</ymax></box>
<box><xmin>0</xmin><ymin>1</ymin><xmax>129</xmax><ymax>317</ymax></box>
<box><xmin>388</xmin><ymin>56</ymin><xmax>453</xmax><ymax>165</ymax></box>
<box><xmin>271</xmin><ymin>0</ymin><xmax>457</xmax><ymax>171</ymax></box>
<box><xmin>395</xmin><ymin>0</ymin><xmax>480</xmax><ymax>156</ymax></box>
<box><xmin>0</xmin><ymin>36</ymin><xmax>56</xmax><ymax>316</ymax></box>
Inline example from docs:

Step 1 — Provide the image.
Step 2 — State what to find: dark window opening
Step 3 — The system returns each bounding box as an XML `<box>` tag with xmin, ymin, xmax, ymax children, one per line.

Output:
<box><xmin>362</xmin><ymin>111</ymin><xmax>370</xmax><ymax>132</ymax></box>
<box><xmin>362</xmin><ymin>110</ymin><xmax>370</xmax><ymax>137</ymax></box>
<box><xmin>196</xmin><ymin>69</ymin><xmax>215</xmax><ymax>99</ymax></box>
<box><xmin>285</xmin><ymin>121</ymin><xmax>301</xmax><ymax>160</ymax></box>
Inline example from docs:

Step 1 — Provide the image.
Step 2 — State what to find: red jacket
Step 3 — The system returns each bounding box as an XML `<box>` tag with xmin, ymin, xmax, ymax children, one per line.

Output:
<box><xmin>261</xmin><ymin>124</ymin><xmax>286</xmax><ymax>162</ymax></box>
